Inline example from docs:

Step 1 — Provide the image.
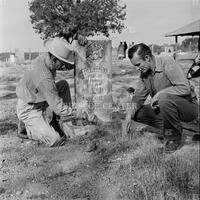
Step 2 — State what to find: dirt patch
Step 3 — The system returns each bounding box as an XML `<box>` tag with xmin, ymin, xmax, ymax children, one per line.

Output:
<box><xmin>2</xmin><ymin>85</ymin><xmax>16</xmax><ymax>92</ymax></box>
<box><xmin>0</xmin><ymin>121</ymin><xmax>17</xmax><ymax>135</ymax></box>
<box><xmin>0</xmin><ymin>93</ymin><xmax>17</xmax><ymax>101</ymax></box>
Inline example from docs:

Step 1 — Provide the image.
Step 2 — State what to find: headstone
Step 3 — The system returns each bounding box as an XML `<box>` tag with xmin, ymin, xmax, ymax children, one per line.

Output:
<box><xmin>9</xmin><ymin>54</ymin><xmax>15</xmax><ymax>63</ymax></box>
<box><xmin>74</xmin><ymin>40</ymin><xmax>112</xmax><ymax>122</ymax></box>
<box><xmin>15</xmin><ymin>49</ymin><xmax>24</xmax><ymax>64</ymax></box>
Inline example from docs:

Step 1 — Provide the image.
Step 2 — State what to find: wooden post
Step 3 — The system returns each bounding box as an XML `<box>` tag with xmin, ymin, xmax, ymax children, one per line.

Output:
<box><xmin>175</xmin><ymin>36</ymin><xmax>178</xmax><ymax>51</ymax></box>
<box><xmin>73</xmin><ymin>65</ymin><xmax>76</xmax><ymax>104</ymax></box>
<box><xmin>74</xmin><ymin>40</ymin><xmax>112</xmax><ymax>122</ymax></box>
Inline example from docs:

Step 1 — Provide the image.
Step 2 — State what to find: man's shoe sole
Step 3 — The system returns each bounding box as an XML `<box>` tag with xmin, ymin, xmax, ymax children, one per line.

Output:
<box><xmin>17</xmin><ymin>133</ymin><xmax>29</xmax><ymax>139</ymax></box>
<box><xmin>164</xmin><ymin>139</ymin><xmax>185</xmax><ymax>154</ymax></box>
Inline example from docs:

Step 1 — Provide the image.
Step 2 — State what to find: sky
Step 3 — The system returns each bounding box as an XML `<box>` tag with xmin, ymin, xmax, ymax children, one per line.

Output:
<box><xmin>0</xmin><ymin>0</ymin><xmax>200</xmax><ymax>52</ymax></box>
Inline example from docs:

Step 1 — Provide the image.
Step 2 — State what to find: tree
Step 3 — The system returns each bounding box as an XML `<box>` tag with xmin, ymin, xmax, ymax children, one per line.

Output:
<box><xmin>180</xmin><ymin>37</ymin><xmax>199</xmax><ymax>52</ymax></box>
<box><xmin>29</xmin><ymin>0</ymin><xmax>126</xmax><ymax>42</ymax></box>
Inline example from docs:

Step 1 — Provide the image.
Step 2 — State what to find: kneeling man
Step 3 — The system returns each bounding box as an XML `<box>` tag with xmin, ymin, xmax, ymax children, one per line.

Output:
<box><xmin>16</xmin><ymin>37</ymin><xmax>76</xmax><ymax>147</ymax></box>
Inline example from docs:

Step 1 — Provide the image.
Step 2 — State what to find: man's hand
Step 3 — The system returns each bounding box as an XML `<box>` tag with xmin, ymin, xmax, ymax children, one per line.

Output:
<box><xmin>77</xmin><ymin>34</ymin><xmax>87</xmax><ymax>46</ymax></box>
<box><xmin>122</xmin><ymin>117</ymin><xmax>145</xmax><ymax>138</ymax></box>
<box><xmin>60</xmin><ymin>107</ymin><xmax>76</xmax><ymax>122</ymax></box>
<box><xmin>150</xmin><ymin>93</ymin><xmax>159</xmax><ymax>108</ymax></box>
<box><xmin>122</xmin><ymin>102</ymin><xmax>138</xmax><ymax>136</ymax></box>
<box><xmin>122</xmin><ymin>117</ymin><xmax>132</xmax><ymax>136</ymax></box>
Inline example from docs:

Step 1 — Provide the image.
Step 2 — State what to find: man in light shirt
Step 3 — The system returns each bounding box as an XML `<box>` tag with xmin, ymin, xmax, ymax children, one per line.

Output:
<box><xmin>16</xmin><ymin>37</ymin><xmax>86</xmax><ymax>147</ymax></box>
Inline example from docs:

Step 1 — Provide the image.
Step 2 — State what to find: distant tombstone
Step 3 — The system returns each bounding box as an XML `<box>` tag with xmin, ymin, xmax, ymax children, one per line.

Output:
<box><xmin>15</xmin><ymin>49</ymin><xmax>24</xmax><ymax>64</ymax></box>
<box><xmin>74</xmin><ymin>40</ymin><xmax>112</xmax><ymax>122</ymax></box>
<box><xmin>9</xmin><ymin>54</ymin><xmax>15</xmax><ymax>63</ymax></box>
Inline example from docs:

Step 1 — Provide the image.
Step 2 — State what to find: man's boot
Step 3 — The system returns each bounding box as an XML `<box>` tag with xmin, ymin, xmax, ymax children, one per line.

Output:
<box><xmin>50</xmin><ymin>113</ymin><xmax>66</xmax><ymax>138</ymax></box>
<box><xmin>17</xmin><ymin>120</ymin><xmax>29</xmax><ymax>139</ymax></box>
<box><xmin>164</xmin><ymin>129</ymin><xmax>184</xmax><ymax>153</ymax></box>
<box><xmin>192</xmin><ymin>134</ymin><xmax>200</xmax><ymax>141</ymax></box>
<box><xmin>51</xmin><ymin>135</ymin><xmax>66</xmax><ymax>147</ymax></box>
<box><xmin>49</xmin><ymin>114</ymin><xmax>68</xmax><ymax>147</ymax></box>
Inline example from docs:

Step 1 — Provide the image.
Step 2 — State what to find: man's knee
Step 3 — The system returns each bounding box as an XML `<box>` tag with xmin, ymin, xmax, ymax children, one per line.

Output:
<box><xmin>157</xmin><ymin>93</ymin><xmax>173</xmax><ymax>108</ymax></box>
<box><xmin>40</xmin><ymin>129</ymin><xmax>62</xmax><ymax>147</ymax></box>
<box><xmin>27</xmin><ymin>120</ymin><xmax>62</xmax><ymax>147</ymax></box>
<box><xmin>49</xmin><ymin>134</ymin><xmax>62</xmax><ymax>147</ymax></box>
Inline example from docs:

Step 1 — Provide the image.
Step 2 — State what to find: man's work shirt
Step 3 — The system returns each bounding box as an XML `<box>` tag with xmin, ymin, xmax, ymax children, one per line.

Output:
<box><xmin>16</xmin><ymin>53</ymin><xmax>71</xmax><ymax>116</ymax></box>
<box><xmin>132</xmin><ymin>56</ymin><xmax>198</xmax><ymax>107</ymax></box>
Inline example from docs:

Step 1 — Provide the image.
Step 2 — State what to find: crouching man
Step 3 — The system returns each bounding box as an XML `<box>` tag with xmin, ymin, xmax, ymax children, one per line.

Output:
<box><xmin>123</xmin><ymin>43</ymin><xmax>198</xmax><ymax>153</ymax></box>
<box><xmin>16</xmin><ymin>37</ymin><xmax>81</xmax><ymax>147</ymax></box>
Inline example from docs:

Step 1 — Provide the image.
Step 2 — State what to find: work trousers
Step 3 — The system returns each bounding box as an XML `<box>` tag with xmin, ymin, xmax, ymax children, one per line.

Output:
<box><xmin>17</xmin><ymin>80</ymin><xmax>72</xmax><ymax>146</ymax></box>
<box><xmin>133</xmin><ymin>93</ymin><xmax>198</xmax><ymax>140</ymax></box>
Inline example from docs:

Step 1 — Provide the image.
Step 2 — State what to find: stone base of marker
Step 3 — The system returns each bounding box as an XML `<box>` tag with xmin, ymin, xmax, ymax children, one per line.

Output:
<box><xmin>61</xmin><ymin>120</ymin><xmax>97</xmax><ymax>138</ymax></box>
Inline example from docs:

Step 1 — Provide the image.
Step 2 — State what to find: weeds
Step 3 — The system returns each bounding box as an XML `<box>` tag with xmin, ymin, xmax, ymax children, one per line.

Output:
<box><xmin>0</xmin><ymin>121</ymin><xmax>17</xmax><ymax>135</ymax></box>
<box><xmin>0</xmin><ymin>76</ymin><xmax>20</xmax><ymax>82</ymax></box>
<box><xmin>113</xmin><ymin>131</ymin><xmax>199</xmax><ymax>200</ymax></box>
<box><xmin>164</xmin><ymin>148</ymin><xmax>200</xmax><ymax>198</ymax></box>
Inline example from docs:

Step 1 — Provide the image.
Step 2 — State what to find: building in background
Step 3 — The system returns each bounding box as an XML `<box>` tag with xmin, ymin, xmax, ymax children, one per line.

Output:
<box><xmin>165</xmin><ymin>19</ymin><xmax>200</xmax><ymax>52</ymax></box>
<box><xmin>0</xmin><ymin>50</ymin><xmax>41</xmax><ymax>64</ymax></box>
<box><xmin>9</xmin><ymin>54</ymin><xmax>16</xmax><ymax>63</ymax></box>
<box><xmin>0</xmin><ymin>52</ymin><xmax>14</xmax><ymax>62</ymax></box>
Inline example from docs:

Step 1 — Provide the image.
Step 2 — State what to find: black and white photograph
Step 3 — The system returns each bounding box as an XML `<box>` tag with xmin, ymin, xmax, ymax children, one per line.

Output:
<box><xmin>0</xmin><ymin>0</ymin><xmax>200</xmax><ymax>199</ymax></box>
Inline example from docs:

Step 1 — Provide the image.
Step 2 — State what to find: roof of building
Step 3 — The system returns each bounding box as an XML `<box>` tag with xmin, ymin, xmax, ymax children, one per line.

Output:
<box><xmin>165</xmin><ymin>19</ymin><xmax>200</xmax><ymax>37</ymax></box>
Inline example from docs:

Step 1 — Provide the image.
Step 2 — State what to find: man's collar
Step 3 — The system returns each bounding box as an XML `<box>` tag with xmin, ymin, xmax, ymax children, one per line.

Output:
<box><xmin>154</xmin><ymin>56</ymin><xmax>164</xmax><ymax>72</ymax></box>
<box><xmin>140</xmin><ymin>56</ymin><xmax>164</xmax><ymax>79</ymax></box>
<box><xmin>44</xmin><ymin>53</ymin><xmax>56</xmax><ymax>77</ymax></box>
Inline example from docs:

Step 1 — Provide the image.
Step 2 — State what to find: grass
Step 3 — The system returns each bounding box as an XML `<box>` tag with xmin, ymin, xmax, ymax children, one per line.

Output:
<box><xmin>113</xmin><ymin>132</ymin><xmax>200</xmax><ymax>200</ymax></box>
<box><xmin>0</xmin><ymin>75</ymin><xmax>20</xmax><ymax>83</ymax></box>
<box><xmin>79</xmin><ymin>120</ymin><xmax>199</xmax><ymax>199</ymax></box>
<box><xmin>0</xmin><ymin>120</ymin><xmax>18</xmax><ymax>135</ymax></box>
<box><xmin>0</xmin><ymin>59</ymin><xmax>199</xmax><ymax>200</ymax></box>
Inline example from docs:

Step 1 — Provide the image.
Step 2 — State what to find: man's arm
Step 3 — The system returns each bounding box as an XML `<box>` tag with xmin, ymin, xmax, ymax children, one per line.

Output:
<box><xmin>38</xmin><ymin>78</ymin><xmax>72</xmax><ymax>116</ymax></box>
<box><xmin>123</xmin><ymin>78</ymin><xmax>149</xmax><ymax>135</ymax></box>
<box><xmin>158</xmin><ymin>61</ymin><xmax>191</xmax><ymax>96</ymax></box>
<box><xmin>128</xmin><ymin>78</ymin><xmax>149</xmax><ymax>117</ymax></box>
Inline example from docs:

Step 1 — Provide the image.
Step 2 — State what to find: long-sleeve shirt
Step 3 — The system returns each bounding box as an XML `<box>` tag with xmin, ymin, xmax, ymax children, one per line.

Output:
<box><xmin>132</xmin><ymin>56</ymin><xmax>197</xmax><ymax>107</ymax></box>
<box><xmin>16</xmin><ymin>53</ymin><xmax>72</xmax><ymax>116</ymax></box>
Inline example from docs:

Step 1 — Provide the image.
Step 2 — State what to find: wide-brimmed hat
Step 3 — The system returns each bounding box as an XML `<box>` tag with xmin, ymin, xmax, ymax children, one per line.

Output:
<box><xmin>187</xmin><ymin>62</ymin><xmax>200</xmax><ymax>79</ymax></box>
<box><xmin>44</xmin><ymin>37</ymin><xmax>75</xmax><ymax>65</ymax></box>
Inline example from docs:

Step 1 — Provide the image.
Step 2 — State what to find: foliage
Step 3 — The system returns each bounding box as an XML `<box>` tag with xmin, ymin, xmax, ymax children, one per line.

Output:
<box><xmin>180</xmin><ymin>37</ymin><xmax>199</xmax><ymax>52</ymax></box>
<box><xmin>29</xmin><ymin>0</ymin><xmax>126</xmax><ymax>42</ymax></box>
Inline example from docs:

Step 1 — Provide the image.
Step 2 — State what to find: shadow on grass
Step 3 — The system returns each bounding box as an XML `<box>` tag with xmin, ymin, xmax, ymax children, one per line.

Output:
<box><xmin>3</xmin><ymin>85</ymin><xmax>16</xmax><ymax>91</ymax></box>
<box><xmin>0</xmin><ymin>121</ymin><xmax>17</xmax><ymax>135</ymax></box>
<box><xmin>0</xmin><ymin>93</ymin><xmax>17</xmax><ymax>100</ymax></box>
<box><xmin>0</xmin><ymin>76</ymin><xmax>20</xmax><ymax>82</ymax></box>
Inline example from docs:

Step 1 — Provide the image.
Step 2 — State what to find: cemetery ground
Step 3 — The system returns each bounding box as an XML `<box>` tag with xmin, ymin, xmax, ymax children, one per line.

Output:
<box><xmin>0</xmin><ymin>59</ymin><xmax>199</xmax><ymax>200</ymax></box>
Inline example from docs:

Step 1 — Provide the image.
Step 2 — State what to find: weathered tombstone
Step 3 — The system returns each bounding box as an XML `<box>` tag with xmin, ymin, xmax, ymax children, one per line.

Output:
<box><xmin>9</xmin><ymin>54</ymin><xmax>15</xmax><ymax>63</ymax></box>
<box><xmin>74</xmin><ymin>40</ymin><xmax>113</xmax><ymax>123</ymax></box>
<box><xmin>15</xmin><ymin>49</ymin><xmax>24</xmax><ymax>64</ymax></box>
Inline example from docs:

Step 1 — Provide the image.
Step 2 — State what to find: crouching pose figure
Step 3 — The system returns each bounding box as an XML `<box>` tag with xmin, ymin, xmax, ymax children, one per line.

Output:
<box><xmin>123</xmin><ymin>43</ymin><xmax>198</xmax><ymax>153</ymax></box>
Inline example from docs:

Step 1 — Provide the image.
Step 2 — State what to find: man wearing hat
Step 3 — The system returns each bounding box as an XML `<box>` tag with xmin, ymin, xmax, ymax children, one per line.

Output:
<box><xmin>16</xmin><ymin>37</ymin><xmax>85</xmax><ymax>147</ymax></box>
<box><xmin>123</xmin><ymin>43</ymin><xmax>199</xmax><ymax>153</ymax></box>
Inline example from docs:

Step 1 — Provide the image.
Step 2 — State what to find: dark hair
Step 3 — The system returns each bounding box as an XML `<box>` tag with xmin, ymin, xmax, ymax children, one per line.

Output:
<box><xmin>48</xmin><ymin>52</ymin><xmax>60</xmax><ymax>62</ymax></box>
<box><xmin>128</xmin><ymin>43</ymin><xmax>152</xmax><ymax>60</ymax></box>
<box><xmin>48</xmin><ymin>52</ymin><xmax>55</xmax><ymax>59</ymax></box>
